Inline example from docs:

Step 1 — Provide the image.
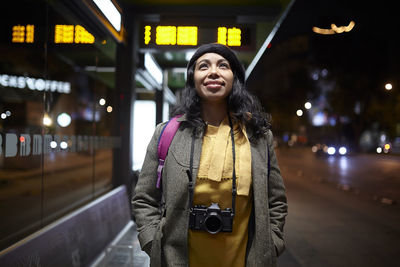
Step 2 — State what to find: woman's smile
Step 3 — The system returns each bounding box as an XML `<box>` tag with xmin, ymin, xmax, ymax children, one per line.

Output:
<box><xmin>204</xmin><ymin>80</ymin><xmax>225</xmax><ymax>90</ymax></box>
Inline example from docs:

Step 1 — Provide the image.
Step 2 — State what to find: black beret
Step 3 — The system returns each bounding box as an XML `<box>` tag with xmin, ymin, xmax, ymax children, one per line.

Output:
<box><xmin>187</xmin><ymin>43</ymin><xmax>245</xmax><ymax>84</ymax></box>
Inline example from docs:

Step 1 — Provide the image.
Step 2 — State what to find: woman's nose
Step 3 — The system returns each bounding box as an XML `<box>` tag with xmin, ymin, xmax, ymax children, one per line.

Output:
<box><xmin>208</xmin><ymin>65</ymin><xmax>219</xmax><ymax>77</ymax></box>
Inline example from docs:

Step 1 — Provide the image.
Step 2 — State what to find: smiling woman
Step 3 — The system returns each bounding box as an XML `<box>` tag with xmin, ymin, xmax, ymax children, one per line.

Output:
<box><xmin>132</xmin><ymin>43</ymin><xmax>288</xmax><ymax>267</ymax></box>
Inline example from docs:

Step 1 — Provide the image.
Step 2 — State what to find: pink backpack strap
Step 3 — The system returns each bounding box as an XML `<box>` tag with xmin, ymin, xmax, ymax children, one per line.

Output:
<box><xmin>156</xmin><ymin>114</ymin><xmax>182</xmax><ymax>188</ymax></box>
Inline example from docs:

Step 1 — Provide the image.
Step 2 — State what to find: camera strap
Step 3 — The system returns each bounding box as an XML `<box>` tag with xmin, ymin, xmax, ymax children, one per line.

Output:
<box><xmin>186</xmin><ymin>128</ymin><xmax>196</xmax><ymax>211</ymax></box>
<box><xmin>228</xmin><ymin>115</ymin><xmax>237</xmax><ymax>216</ymax></box>
<box><xmin>186</xmin><ymin>116</ymin><xmax>237</xmax><ymax>216</ymax></box>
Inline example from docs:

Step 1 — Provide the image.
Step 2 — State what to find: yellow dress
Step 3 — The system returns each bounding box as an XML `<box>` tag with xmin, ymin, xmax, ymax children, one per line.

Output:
<box><xmin>189</xmin><ymin>118</ymin><xmax>252</xmax><ymax>267</ymax></box>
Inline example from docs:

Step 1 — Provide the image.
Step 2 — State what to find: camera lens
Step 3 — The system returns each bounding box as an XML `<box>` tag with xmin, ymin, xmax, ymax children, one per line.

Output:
<box><xmin>204</xmin><ymin>213</ymin><xmax>222</xmax><ymax>234</ymax></box>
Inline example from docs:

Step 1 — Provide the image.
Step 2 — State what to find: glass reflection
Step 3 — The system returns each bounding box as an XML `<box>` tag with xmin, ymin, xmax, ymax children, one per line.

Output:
<box><xmin>0</xmin><ymin>0</ymin><xmax>116</xmax><ymax>250</ymax></box>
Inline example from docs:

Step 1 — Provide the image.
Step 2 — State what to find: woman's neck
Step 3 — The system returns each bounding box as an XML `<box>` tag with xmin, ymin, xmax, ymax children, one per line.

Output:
<box><xmin>201</xmin><ymin>101</ymin><xmax>228</xmax><ymax>126</ymax></box>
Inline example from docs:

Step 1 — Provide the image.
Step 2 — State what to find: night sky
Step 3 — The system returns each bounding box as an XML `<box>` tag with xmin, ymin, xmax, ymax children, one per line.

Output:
<box><xmin>247</xmin><ymin>0</ymin><xmax>400</xmax><ymax>149</ymax></box>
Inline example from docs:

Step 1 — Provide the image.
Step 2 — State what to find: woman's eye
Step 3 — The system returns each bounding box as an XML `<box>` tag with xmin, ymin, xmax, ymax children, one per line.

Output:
<box><xmin>198</xmin><ymin>64</ymin><xmax>208</xmax><ymax>70</ymax></box>
<box><xmin>219</xmin><ymin>63</ymin><xmax>229</xmax><ymax>68</ymax></box>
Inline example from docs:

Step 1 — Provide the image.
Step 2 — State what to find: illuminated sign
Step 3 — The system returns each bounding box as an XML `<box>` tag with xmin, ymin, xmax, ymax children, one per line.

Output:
<box><xmin>75</xmin><ymin>25</ymin><xmax>95</xmax><ymax>43</ymax></box>
<box><xmin>156</xmin><ymin>26</ymin><xmax>177</xmax><ymax>45</ymax></box>
<box><xmin>144</xmin><ymin>25</ymin><xmax>151</xmax><ymax>45</ymax></box>
<box><xmin>218</xmin><ymin>27</ymin><xmax>241</xmax><ymax>46</ymax></box>
<box><xmin>227</xmin><ymin>27</ymin><xmax>241</xmax><ymax>46</ymax></box>
<box><xmin>11</xmin><ymin>24</ymin><xmax>95</xmax><ymax>44</ymax></box>
<box><xmin>55</xmin><ymin>25</ymin><xmax>95</xmax><ymax>44</ymax></box>
<box><xmin>12</xmin><ymin>25</ymin><xmax>34</xmax><ymax>43</ymax></box>
<box><xmin>177</xmin><ymin>26</ymin><xmax>198</xmax><ymax>45</ymax></box>
<box><xmin>150</xmin><ymin>26</ymin><xmax>198</xmax><ymax>46</ymax></box>
<box><xmin>217</xmin><ymin>27</ymin><xmax>227</xmax><ymax>45</ymax></box>
<box><xmin>142</xmin><ymin>24</ymin><xmax>252</xmax><ymax>49</ymax></box>
<box><xmin>55</xmin><ymin>25</ymin><xmax>74</xmax><ymax>43</ymax></box>
<box><xmin>0</xmin><ymin>74</ymin><xmax>71</xmax><ymax>94</ymax></box>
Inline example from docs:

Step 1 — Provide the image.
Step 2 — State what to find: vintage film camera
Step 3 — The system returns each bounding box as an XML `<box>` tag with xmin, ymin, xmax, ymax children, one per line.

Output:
<box><xmin>189</xmin><ymin>203</ymin><xmax>233</xmax><ymax>234</ymax></box>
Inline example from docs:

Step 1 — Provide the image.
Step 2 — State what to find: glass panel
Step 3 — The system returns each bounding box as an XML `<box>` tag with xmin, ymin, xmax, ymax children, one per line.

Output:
<box><xmin>41</xmin><ymin>3</ymin><xmax>116</xmax><ymax>224</ymax></box>
<box><xmin>0</xmin><ymin>0</ymin><xmax>47</xmax><ymax>249</ymax></box>
<box><xmin>93</xmin><ymin>59</ymin><xmax>115</xmax><ymax>197</ymax></box>
<box><xmin>0</xmin><ymin>0</ymin><xmax>117</xmax><ymax>250</ymax></box>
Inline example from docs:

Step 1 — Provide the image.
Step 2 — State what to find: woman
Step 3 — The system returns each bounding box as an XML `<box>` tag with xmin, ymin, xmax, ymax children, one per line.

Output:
<box><xmin>132</xmin><ymin>43</ymin><xmax>287</xmax><ymax>267</ymax></box>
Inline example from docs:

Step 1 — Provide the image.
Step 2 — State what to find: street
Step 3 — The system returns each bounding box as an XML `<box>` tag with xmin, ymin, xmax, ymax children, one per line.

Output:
<box><xmin>277</xmin><ymin>147</ymin><xmax>400</xmax><ymax>267</ymax></box>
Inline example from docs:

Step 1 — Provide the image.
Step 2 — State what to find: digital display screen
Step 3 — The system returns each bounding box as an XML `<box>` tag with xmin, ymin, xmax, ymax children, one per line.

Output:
<box><xmin>12</xmin><ymin>25</ymin><xmax>34</xmax><ymax>43</ymax></box>
<box><xmin>54</xmin><ymin>25</ymin><xmax>95</xmax><ymax>44</ymax></box>
<box><xmin>11</xmin><ymin>24</ymin><xmax>95</xmax><ymax>44</ymax></box>
<box><xmin>141</xmin><ymin>23</ymin><xmax>254</xmax><ymax>50</ymax></box>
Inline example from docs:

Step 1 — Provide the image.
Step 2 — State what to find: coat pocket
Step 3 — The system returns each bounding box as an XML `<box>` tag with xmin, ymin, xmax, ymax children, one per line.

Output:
<box><xmin>269</xmin><ymin>228</ymin><xmax>278</xmax><ymax>266</ymax></box>
<box><xmin>150</xmin><ymin>217</ymin><xmax>166</xmax><ymax>267</ymax></box>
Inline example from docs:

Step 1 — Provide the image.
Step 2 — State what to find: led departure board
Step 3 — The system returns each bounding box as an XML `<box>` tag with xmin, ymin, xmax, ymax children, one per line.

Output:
<box><xmin>217</xmin><ymin>27</ymin><xmax>241</xmax><ymax>46</ymax></box>
<box><xmin>12</xmin><ymin>25</ymin><xmax>35</xmax><ymax>43</ymax></box>
<box><xmin>55</xmin><ymin>25</ymin><xmax>95</xmax><ymax>44</ymax></box>
<box><xmin>11</xmin><ymin>24</ymin><xmax>95</xmax><ymax>44</ymax></box>
<box><xmin>141</xmin><ymin>24</ymin><xmax>254</xmax><ymax>50</ymax></box>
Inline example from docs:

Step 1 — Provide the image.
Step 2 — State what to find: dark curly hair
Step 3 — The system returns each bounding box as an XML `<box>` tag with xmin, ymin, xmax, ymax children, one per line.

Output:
<box><xmin>171</xmin><ymin>61</ymin><xmax>271</xmax><ymax>143</ymax></box>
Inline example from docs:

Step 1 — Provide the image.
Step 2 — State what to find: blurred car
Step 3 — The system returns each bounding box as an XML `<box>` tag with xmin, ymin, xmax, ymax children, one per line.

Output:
<box><xmin>312</xmin><ymin>143</ymin><xmax>349</xmax><ymax>157</ymax></box>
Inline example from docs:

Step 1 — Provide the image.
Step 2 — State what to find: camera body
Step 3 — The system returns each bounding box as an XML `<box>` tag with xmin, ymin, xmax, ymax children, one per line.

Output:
<box><xmin>189</xmin><ymin>203</ymin><xmax>233</xmax><ymax>234</ymax></box>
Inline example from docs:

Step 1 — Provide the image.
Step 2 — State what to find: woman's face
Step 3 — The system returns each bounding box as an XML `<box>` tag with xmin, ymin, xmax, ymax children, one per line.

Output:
<box><xmin>193</xmin><ymin>52</ymin><xmax>234</xmax><ymax>104</ymax></box>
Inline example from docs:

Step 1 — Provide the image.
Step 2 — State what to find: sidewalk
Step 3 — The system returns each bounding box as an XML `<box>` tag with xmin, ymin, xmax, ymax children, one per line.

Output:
<box><xmin>93</xmin><ymin>223</ymin><xmax>150</xmax><ymax>267</ymax></box>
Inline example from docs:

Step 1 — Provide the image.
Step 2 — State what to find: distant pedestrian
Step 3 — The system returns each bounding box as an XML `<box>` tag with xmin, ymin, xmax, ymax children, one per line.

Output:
<box><xmin>132</xmin><ymin>43</ymin><xmax>287</xmax><ymax>267</ymax></box>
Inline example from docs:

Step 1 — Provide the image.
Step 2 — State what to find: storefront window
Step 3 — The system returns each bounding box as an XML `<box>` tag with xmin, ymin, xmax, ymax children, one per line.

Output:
<box><xmin>0</xmin><ymin>0</ymin><xmax>118</xmax><ymax>250</ymax></box>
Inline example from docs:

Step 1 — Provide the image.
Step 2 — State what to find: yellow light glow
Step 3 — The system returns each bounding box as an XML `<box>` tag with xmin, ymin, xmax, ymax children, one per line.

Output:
<box><xmin>12</xmin><ymin>25</ymin><xmax>25</xmax><ymax>43</ymax></box>
<box><xmin>217</xmin><ymin>27</ymin><xmax>241</xmax><ymax>46</ymax></box>
<box><xmin>384</xmin><ymin>144</ymin><xmax>391</xmax><ymax>150</ymax></box>
<box><xmin>312</xmin><ymin>27</ymin><xmax>335</xmax><ymax>35</ymax></box>
<box><xmin>25</xmin><ymin>25</ymin><xmax>34</xmax><ymax>43</ymax></box>
<box><xmin>75</xmin><ymin>25</ymin><xmax>95</xmax><ymax>44</ymax></box>
<box><xmin>313</xmin><ymin>21</ymin><xmax>355</xmax><ymax>35</ymax></box>
<box><xmin>43</xmin><ymin>114</ymin><xmax>52</xmax><ymax>126</ymax></box>
<box><xmin>177</xmin><ymin>26</ymin><xmax>197</xmax><ymax>45</ymax></box>
<box><xmin>156</xmin><ymin>26</ymin><xmax>176</xmax><ymax>45</ymax></box>
<box><xmin>217</xmin><ymin>27</ymin><xmax>227</xmax><ymax>45</ymax></box>
<box><xmin>55</xmin><ymin>25</ymin><xmax>74</xmax><ymax>43</ymax></box>
<box><xmin>55</xmin><ymin>25</ymin><xmax>94</xmax><ymax>44</ymax></box>
<box><xmin>227</xmin><ymin>27</ymin><xmax>241</xmax><ymax>46</ymax></box>
<box><xmin>144</xmin><ymin>25</ymin><xmax>151</xmax><ymax>45</ymax></box>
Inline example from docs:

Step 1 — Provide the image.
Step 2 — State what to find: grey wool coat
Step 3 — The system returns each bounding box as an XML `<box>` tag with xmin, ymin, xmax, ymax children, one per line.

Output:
<box><xmin>132</xmin><ymin>115</ymin><xmax>288</xmax><ymax>267</ymax></box>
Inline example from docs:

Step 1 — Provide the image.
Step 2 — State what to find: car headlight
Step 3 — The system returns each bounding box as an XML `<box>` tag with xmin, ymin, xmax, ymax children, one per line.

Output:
<box><xmin>327</xmin><ymin>146</ymin><xmax>336</xmax><ymax>155</ymax></box>
<box><xmin>338</xmin><ymin>146</ymin><xmax>347</xmax><ymax>155</ymax></box>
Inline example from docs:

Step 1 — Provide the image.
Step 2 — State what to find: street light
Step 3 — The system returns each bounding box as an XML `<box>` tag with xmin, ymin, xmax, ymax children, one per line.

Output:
<box><xmin>304</xmin><ymin>102</ymin><xmax>312</xmax><ymax>109</ymax></box>
<box><xmin>296</xmin><ymin>109</ymin><xmax>303</xmax><ymax>117</ymax></box>
<box><xmin>385</xmin><ymin>83</ymin><xmax>393</xmax><ymax>91</ymax></box>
